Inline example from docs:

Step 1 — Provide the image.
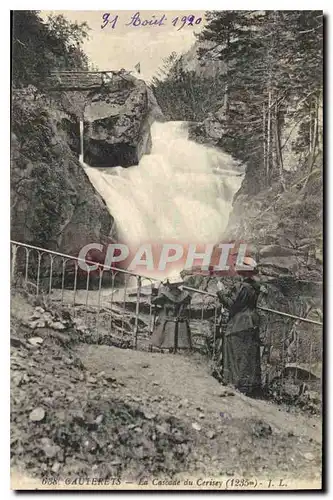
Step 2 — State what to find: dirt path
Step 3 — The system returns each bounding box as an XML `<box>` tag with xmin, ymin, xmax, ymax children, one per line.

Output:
<box><xmin>10</xmin><ymin>292</ymin><xmax>322</xmax><ymax>490</ymax></box>
<box><xmin>75</xmin><ymin>344</ymin><xmax>322</xmax><ymax>486</ymax></box>
<box><xmin>76</xmin><ymin>344</ymin><xmax>321</xmax><ymax>444</ymax></box>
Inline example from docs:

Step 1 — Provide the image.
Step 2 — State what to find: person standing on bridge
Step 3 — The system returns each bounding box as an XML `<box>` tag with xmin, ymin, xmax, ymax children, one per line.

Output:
<box><xmin>216</xmin><ymin>258</ymin><xmax>264</xmax><ymax>397</ymax></box>
<box><xmin>150</xmin><ymin>277</ymin><xmax>192</xmax><ymax>353</ymax></box>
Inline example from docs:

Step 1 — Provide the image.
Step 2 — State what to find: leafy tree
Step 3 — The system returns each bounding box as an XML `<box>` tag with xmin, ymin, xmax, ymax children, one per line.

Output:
<box><xmin>12</xmin><ymin>10</ymin><xmax>90</xmax><ymax>88</ymax></box>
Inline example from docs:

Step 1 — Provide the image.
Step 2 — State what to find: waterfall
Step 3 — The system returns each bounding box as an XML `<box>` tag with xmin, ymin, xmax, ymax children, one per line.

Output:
<box><xmin>80</xmin><ymin>121</ymin><xmax>244</xmax><ymax>278</ymax></box>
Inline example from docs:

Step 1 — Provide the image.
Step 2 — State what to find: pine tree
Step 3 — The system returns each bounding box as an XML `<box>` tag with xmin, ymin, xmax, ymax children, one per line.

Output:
<box><xmin>198</xmin><ymin>10</ymin><xmax>323</xmax><ymax>192</ymax></box>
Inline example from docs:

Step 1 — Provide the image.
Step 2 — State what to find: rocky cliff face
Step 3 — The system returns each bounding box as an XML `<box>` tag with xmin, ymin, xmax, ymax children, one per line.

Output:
<box><xmin>11</xmin><ymin>74</ymin><xmax>163</xmax><ymax>260</ymax></box>
<box><xmin>52</xmin><ymin>71</ymin><xmax>164</xmax><ymax>168</ymax></box>
<box><xmin>83</xmin><ymin>74</ymin><xmax>162</xmax><ymax>167</ymax></box>
<box><xmin>179</xmin><ymin>40</ymin><xmax>227</xmax><ymax>78</ymax></box>
<box><xmin>11</xmin><ymin>88</ymin><xmax>114</xmax><ymax>258</ymax></box>
<box><xmin>181</xmin><ymin>43</ymin><xmax>323</xmax><ymax>290</ymax></box>
<box><xmin>226</xmin><ymin>169</ymin><xmax>323</xmax><ymax>287</ymax></box>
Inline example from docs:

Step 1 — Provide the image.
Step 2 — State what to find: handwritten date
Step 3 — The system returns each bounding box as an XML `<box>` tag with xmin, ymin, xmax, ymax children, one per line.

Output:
<box><xmin>101</xmin><ymin>12</ymin><xmax>202</xmax><ymax>30</ymax></box>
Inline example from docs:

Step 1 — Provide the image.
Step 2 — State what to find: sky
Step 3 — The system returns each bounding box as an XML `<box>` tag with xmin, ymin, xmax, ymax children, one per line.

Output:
<box><xmin>40</xmin><ymin>10</ymin><xmax>205</xmax><ymax>81</ymax></box>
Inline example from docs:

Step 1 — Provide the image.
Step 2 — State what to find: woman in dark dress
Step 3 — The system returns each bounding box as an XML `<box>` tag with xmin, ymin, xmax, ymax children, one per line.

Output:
<box><xmin>216</xmin><ymin>261</ymin><xmax>263</xmax><ymax>396</ymax></box>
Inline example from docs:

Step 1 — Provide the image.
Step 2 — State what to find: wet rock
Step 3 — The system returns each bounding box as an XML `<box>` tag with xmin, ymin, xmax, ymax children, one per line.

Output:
<box><xmin>192</xmin><ymin>422</ymin><xmax>201</xmax><ymax>431</ymax></box>
<box><xmin>304</xmin><ymin>452</ymin><xmax>315</xmax><ymax>461</ymax></box>
<box><xmin>29</xmin><ymin>407</ymin><xmax>45</xmax><ymax>422</ymax></box>
<box><xmin>206</xmin><ymin>430</ymin><xmax>216</xmax><ymax>439</ymax></box>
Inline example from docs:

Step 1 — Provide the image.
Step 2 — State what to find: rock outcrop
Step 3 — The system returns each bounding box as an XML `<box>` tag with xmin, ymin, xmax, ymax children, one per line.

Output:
<box><xmin>11</xmin><ymin>72</ymin><xmax>164</xmax><ymax>252</ymax></box>
<box><xmin>225</xmin><ymin>169</ymin><xmax>323</xmax><ymax>287</ymax></box>
<box><xmin>84</xmin><ymin>75</ymin><xmax>151</xmax><ymax>167</ymax></box>
<box><xmin>53</xmin><ymin>71</ymin><xmax>164</xmax><ymax>168</ymax></box>
<box><xmin>11</xmin><ymin>88</ymin><xmax>114</xmax><ymax>259</ymax></box>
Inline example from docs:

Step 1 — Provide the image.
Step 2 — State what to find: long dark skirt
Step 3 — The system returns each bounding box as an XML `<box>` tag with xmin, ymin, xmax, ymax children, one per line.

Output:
<box><xmin>151</xmin><ymin>319</ymin><xmax>192</xmax><ymax>350</ymax></box>
<box><xmin>223</xmin><ymin>328</ymin><xmax>262</xmax><ymax>394</ymax></box>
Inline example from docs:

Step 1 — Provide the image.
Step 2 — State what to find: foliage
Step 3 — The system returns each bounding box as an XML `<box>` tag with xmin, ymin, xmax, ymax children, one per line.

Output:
<box><xmin>11</xmin><ymin>95</ymin><xmax>72</xmax><ymax>245</ymax></box>
<box><xmin>151</xmin><ymin>55</ymin><xmax>225</xmax><ymax>122</ymax></box>
<box><xmin>198</xmin><ymin>10</ymin><xmax>323</xmax><ymax>191</ymax></box>
<box><xmin>152</xmin><ymin>11</ymin><xmax>323</xmax><ymax>193</ymax></box>
<box><xmin>12</xmin><ymin>10</ymin><xmax>90</xmax><ymax>88</ymax></box>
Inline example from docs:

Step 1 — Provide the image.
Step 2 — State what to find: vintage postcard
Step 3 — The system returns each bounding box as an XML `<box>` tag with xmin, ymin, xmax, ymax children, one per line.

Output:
<box><xmin>10</xmin><ymin>9</ymin><xmax>323</xmax><ymax>490</ymax></box>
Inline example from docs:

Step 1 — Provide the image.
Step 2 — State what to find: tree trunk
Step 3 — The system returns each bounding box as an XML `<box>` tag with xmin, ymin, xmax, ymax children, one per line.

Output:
<box><xmin>223</xmin><ymin>83</ymin><xmax>229</xmax><ymax>115</ymax></box>
<box><xmin>309</xmin><ymin>100</ymin><xmax>313</xmax><ymax>153</ymax></box>
<box><xmin>267</xmin><ymin>89</ymin><xmax>272</xmax><ymax>185</ymax></box>
<box><xmin>274</xmin><ymin>100</ymin><xmax>285</xmax><ymax>190</ymax></box>
<box><xmin>308</xmin><ymin>93</ymin><xmax>319</xmax><ymax>172</ymax></box>
<box><xmin>263</xmin><ymin>102</ymin><xmax>267</xmax><ymax>185</ymax></box>
<box><xmin>223</xmin><ymin>27</ymin><xmax>231</xmax><ymax>117</ymax></box>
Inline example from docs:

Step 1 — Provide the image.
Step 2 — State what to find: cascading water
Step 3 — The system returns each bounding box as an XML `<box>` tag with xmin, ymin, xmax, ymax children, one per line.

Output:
<box><xmin>81</xmin><ymin>121</ymin><xmax>244</xmax><ymax>255</ymax></box>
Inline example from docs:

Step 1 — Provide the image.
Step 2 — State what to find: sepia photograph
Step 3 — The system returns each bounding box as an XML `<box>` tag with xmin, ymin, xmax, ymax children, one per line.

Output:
<box><xmin>10</xmin><ymin>8</ymin><xmax>323</xmax><ymax>490</ymax></box>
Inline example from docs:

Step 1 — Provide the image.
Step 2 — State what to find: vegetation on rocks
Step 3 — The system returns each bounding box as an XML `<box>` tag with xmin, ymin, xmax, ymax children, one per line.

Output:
<box><xmin>12</xmin><ymin>10</ymin><xmax>89</xmax><ymax>88</ymax></box>
<box><xmin>11</xmin><ymin>88</ymin><xmax>114</xmax><ymax>271</ymax></box>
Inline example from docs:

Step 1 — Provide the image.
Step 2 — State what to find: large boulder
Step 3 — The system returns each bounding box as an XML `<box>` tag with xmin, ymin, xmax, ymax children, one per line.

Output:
<box><xmin>83</xmin><ymin>72</ymin><xmax>163</xmax><ymax>168</ymax></box>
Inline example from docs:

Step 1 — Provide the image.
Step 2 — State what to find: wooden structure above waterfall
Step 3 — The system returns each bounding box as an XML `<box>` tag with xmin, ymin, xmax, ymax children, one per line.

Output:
<box><xmin>37</xmin><ymin>69</ymin><xmax>142</xmax><ymax>92</ymax></box>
